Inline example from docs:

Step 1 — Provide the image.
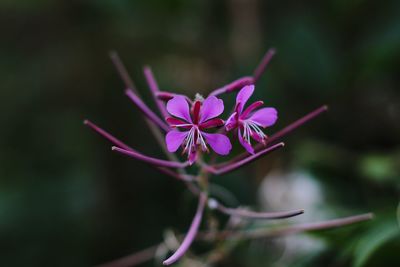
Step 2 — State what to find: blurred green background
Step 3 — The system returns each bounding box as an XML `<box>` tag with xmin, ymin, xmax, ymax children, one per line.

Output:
<box><xmin>1</xmin><ymin>0</ymin><xmax>399</xmax><ymax>266</ymax></box>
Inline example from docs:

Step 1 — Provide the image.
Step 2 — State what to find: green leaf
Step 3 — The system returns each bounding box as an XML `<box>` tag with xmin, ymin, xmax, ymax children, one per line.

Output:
<box><xmin>353</xmin><ymin>218</ymin><xmax>400</xmax><ymax>267</ymax></box>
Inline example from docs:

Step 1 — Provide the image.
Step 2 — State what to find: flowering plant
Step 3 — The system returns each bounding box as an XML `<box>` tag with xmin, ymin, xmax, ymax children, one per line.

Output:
<box><xmin>85</xmin><ymin>49</ymin><xmax>372</xmax><ymax>266</ymax></box>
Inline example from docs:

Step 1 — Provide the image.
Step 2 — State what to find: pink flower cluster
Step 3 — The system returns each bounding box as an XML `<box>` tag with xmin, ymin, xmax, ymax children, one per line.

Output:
<box><xmin>164</xmin><ymin>84</ymin><xmax>277</xmax><ymax>164</ymax></box>
<box><xmin>84</xmin><ymin>49</ymin><xmax>350</xmax><ymax>266</ymax></box>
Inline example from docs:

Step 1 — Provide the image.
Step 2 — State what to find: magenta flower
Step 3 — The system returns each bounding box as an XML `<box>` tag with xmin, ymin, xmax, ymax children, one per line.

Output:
<box><xmin>165</xmin><ymin>95</ymin><xmax>232</xmax><ymax>164</ymax></box>
<box><xmin>225</xmin><ymin>85</ymin><xmax>278</xmax><ymax>154</ymax></box>
<box><xmin>85</xmin><ymin>50</ymin><xmax>369</xmax><ymax>267</ymax></box>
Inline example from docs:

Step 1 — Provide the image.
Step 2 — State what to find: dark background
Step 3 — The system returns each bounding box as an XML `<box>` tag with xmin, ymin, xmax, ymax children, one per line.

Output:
<box><xmin>1</xmin><ymin>0</ymin><xmax>399</xmax><ymax>266</ymax></box>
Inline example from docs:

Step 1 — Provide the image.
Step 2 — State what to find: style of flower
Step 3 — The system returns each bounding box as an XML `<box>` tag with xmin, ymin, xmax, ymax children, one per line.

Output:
<box><xmin>165</xmin><ymin>95</ymin><xmax>232</xmax><ymax>164</ymax></box>
<box><xmin>225</xmin><ymin>84</ymin><xmax>278</xmax><ymax>154</ymax></box>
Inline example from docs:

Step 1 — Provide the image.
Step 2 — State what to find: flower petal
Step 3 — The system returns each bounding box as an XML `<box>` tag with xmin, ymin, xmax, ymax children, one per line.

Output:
<box><xmin>225</xmin><ymin>112</ymin><xmax>238</xmax><ymax>131</ymax></box>
<box><xmin>238</xmin><ymin>128</ymin><xmax>254</xmax><ymax>154</ymax></box>
<box><xmin>199</xmin><ymin>96</ymin><xmax>224</xmax><ymax>123</ymax></box>
<box><xmin>166</xmin><ymin>130</ymin><xmax>188</xmax><ymax>152</ymax></box>
<box><xmin>241</xmin><ymin>100</ymin><xmax>264</xmax><ymax>119</ymax></box>
<box><xmin>236</xmin><ymin>85</ymin><xmax>254</xmax><ymax>113</ymax></box>
<box><xmin>200</xmin><ymin>118</ymin><xmax>224</xmax><ymax>129</ymax></box>
<box><xmin>166</xmin><ymin>117</ymin><xmax>192</xmax><ymax>129</ymax></box>
<box><xmin>202</xmin><ymin>132</ymin><xmax>232</xmax><ymax>155</ymax></box>
<box><xmin>248</xmin><ymin>107</ymin><xmax>278</xmax><ymax>127</ymax></box>
<box><xmin>166</xmin><ymin>95</ymin><xmax>192</xmax><ymax>122</ymax></box>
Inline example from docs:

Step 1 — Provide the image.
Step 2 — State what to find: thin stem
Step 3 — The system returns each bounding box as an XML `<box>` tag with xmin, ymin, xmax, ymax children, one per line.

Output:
<box><xmin>207</xmin><ymin>142</ymin><xmax>284</xmax><ymax>175</ymax></box>
<box><xmin>109</xmin><ymin>52</ymin><xmax>171</xmax><ymax>153</ymax></box>
<box><xmin>210</xmin><ymin>199</ymin><xmax>304</xmax><ymax>219</ymax></box>
<box><xmin>199</xmin><ymin>213</ymin><xmax>374</xmax><ymax>241</ymax></box>
<box><xmin>158</xmin><ymin>167</ymin><xmax>195</xmax><ymax>182</ymax></box>
<box><xmin>265</xmin><ymin>105</ymin><xmax>328</xmax><ymax>146</ymax></box>
<box><xmin>253</xmin><ymin>48</ymin><xmax>276</xmax><ymax>82</ymax></box>
<box><xmin>209</xmin><ymin>76</ymin><xmax>254</xmax><ymax>96</ymax></box>
<box><xmin>108</xmin><ymin>52</ymin><xmax>197</xmax><ymax>193</ymax></box>
<box><xmin>109</xmin><ymin>51</ymin><xmax>137</xmax><ymax>91</ymax></box>
<box><xmin>84</xmin><ymin>120</ymin><xmax>133</xmax><ymax>151</ymax></box>
<box><xmin>125</xmin><ymin>89</ymin><xmax>169</xmax><ymax>132</ymax></box>
<box><xmin>97</xmin><ymin>213</ymin><xmax>373</xmax><ymax>267</ymax></box>
<box><xmin>163</xmin><ymin>192</ymin><xmax>207</xmax><ymax>265</ymax></box>
<box><xmin>209</xmin><ymin>47</ymin><xmax>276</xmax><ymax>97</ymax></box>
<box><xmin>112</xmin><ymin>146</ymin><xmax>189</xmax><ymax>169</ymax></box>
<box><xmin>96</xmin><ymin>245</ymin><xmax>159</xmax><ymax>267</ymax></box>
<box><xmin>143</xmin><ymin>66</ymin><xmax>169</xmax><ymax>118</ymax></box>
<box><xmin>156</xmin><ymin>91</ymin><xmax>193</xmax><ymax>105</ymax></box>
<box><xmin>84</xmin><ymin>120</ymin><xmax>189</xmax><ymax>180</ymax></box>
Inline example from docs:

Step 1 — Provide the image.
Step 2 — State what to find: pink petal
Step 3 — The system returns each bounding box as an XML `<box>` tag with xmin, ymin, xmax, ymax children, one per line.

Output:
<box><xmin>248</xmin><ymin>107</ymin><xmax>278</xmax><ymax>127</ymax></box>
<box><xmin>236</xmin><ymin>85</ymin><xmax>254</xmax><ymax>113</ymax></box>
<box><xmin>199</xmin><ymin>118</ymin><xmax>224</xmax><ymax>129</ymax></box>
<box><xmin>225</xmin><ymin>112</ymin><xmax>238</xmax><ymax>131</ymax></box>
<box><xmin>166</xmin><ymin>95</ymin><xmax>192</xmax><ymax>123</ymax></box>
<box><xmin>166</xmin><ymin>130</ymin><xmax>188</xmax><ymax>152</ymax></box>
<box><xmin>241</xmin><ymin>100</ymin><xmax>264</xmax><ymax>119</ymax></box>
<box><xmin>202</xmin><ymin>132</ymin><xmax>232</xmax><ymax>155</ymax></box>
<box><xmin>199</xmin><ymin>96</ymin><xmax>224</xmax><ymax>123</ymax></box>
<box><xmin>238</xmin><ymin>128</ymin><xmax>254</xmax><ymax>154</ymax></box>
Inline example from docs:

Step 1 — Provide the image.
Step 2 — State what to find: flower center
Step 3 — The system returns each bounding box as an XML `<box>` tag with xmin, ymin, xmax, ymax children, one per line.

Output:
<box><xmin>241</xmin><ymin>120</ymin><xmax>266</xmax><ymax>143</ymax></box>
<box><xmin>182</xmin><ymin>126</ymin><xmax>208</xmax><ymax>155</ymax></box>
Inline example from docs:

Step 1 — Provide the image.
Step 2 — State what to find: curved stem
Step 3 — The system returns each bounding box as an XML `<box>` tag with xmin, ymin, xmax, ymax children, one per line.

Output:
<box><xmin>163</xmin><ymin>193</ymin><xmax>207</xmax><ymax>265</ymax></box>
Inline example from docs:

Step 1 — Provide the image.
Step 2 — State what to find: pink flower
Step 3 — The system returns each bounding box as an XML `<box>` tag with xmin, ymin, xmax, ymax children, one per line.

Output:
<box><xmin>165</xmin><ymin>95</ymin><xmax>232</xmax><ymax>164</ymax></box>
<box><xmin>225</xmin><ymin>85</ymin><xmax>278</xmax><ymax>154</ymax></box>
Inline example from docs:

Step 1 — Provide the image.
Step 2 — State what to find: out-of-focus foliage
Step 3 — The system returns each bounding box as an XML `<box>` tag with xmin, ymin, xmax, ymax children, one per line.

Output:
<box><xmin>0</xmin><ymin>0</ymin><xmax>399</xmax><ymax>266</ymax></box>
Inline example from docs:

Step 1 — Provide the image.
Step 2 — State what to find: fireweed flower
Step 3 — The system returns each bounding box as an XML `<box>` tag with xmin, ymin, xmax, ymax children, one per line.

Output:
<box><xmin>225</xmin><ymin>84</ymin><xmax>278</xmax><ymax>154</ymax></box>
<box><xmin>165</xmin><ymin>94</ymin><xmax>232</xmax><ymax>164</ymax></box>
<box><xmin>85</xmin><ymin>50</ymin><xmax>372</xmax><ymax>267</ymax></box>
